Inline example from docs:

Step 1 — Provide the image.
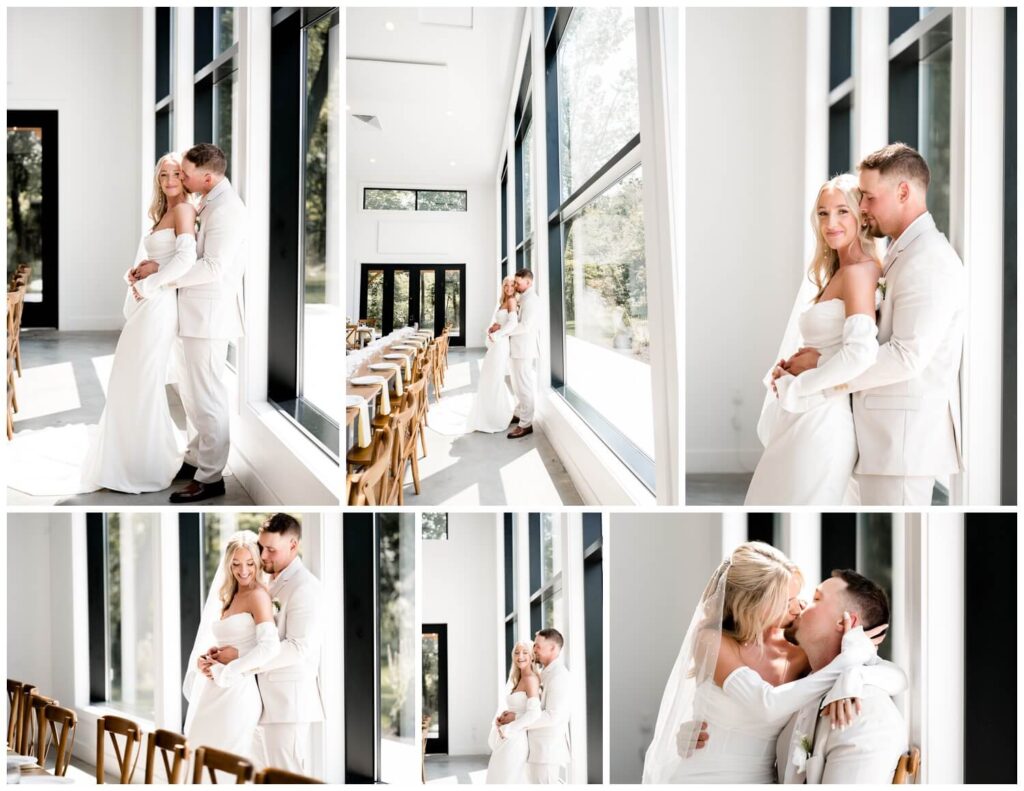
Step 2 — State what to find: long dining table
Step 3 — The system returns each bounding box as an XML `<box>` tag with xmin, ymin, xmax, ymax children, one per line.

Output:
<box><xmin>7</xmin><ymin>748</ymin><xmax>55</xmax><ymax>781</ymax></box>
<box><xmin>345</xmin><ymin>330</ymin><xmax>434</xmax><ymax>454</ymax></box>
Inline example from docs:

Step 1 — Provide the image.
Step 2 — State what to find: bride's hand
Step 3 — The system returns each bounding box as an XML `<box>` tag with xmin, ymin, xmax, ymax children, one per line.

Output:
<box><xmin>865</xmin><ymin>623</ymin><xmax>889</xmax><ymax>646</ymax></box>
<box><xmin>822</xmin><ymin>698</ymin><xmax>861</xmax><ymax>729</ymax></box>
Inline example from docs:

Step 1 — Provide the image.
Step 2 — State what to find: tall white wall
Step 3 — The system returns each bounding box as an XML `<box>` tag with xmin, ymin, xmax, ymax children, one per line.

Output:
<box><xmin>6</xmin><ymin>514</ymin><xmax>59</xmax><ymax>693</ymax></box>
<box><xmin>422</xmin><ymin>513</ymin><xmax>499</xmax><ymax>755</ymax></box>
<box><xmin>346</xmin><ymin>179</ymin><xmax>496</xmax><ymax>347</ymax></box>
<box><xmin>684</xmin><ymin>8</ymin><xmax>811</xmax><ymax>472</ymax></box>
<box><xmin>7</xmin><ymin>7</ymin><xmax>142</xmax><ymax>330</ymax></box>
<box><xmin>609</xmin><ymin>513</ymin><xmax>725</xmax><ymax>783</ymax></box>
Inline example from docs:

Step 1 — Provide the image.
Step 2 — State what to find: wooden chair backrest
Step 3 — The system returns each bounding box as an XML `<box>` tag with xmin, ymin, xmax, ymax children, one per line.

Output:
<box><xmin>41</xmin><ymin>704</ymin><xmax>77</xmax><ymax>777</ymax></box>
<box><xmin>7</xmin><ymin>679</ymin><xmax>23</xmax><ymax>749</ymax></box>
<box><xmin>27</xmin><ymin>693</ymin><xmax>57</xmax><ymax>760</ymax></box>
<box><xmin>95</xmin><ymin>714</ymin><xmax>143</xmax><ymax>783</ymax></box>
<box><xmin>892</xmin><ymin>746</ymin><xmax>921</xmax><ymax>783</ymax></box>
<box><xmin>192</xmin><ymin>746</ymin><xmax>254</xmax><ymax>784</ymax></box>
<box><xmin>16</xmin><ymin>683</ymin><xmax>37</xmax><ymax>755</ymax></box>
<box><xmin>145</xmin><ymin>729</ymin><xmax>189</xmax><ymax>783</ymax></box>
<box><xmin>349</xmin><ymin>424</ymin><xmax>394</xmax><ymax>506</ymax></box>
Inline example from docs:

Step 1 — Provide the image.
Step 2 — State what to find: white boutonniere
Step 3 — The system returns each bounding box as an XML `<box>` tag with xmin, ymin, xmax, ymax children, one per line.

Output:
<box><xmin>791</xmin><ymin>731</ymin><xmax>813</xmax><ymax>774</ymax></box>
<box><xmin>874</xmin><ymin>277</ymin><xmax>887</xmax><ymax>310</ymax></box>
<box><xmin>272</xmin><ymin>598</ymin><xmax>281</xmax><ymax>616</ymax></box>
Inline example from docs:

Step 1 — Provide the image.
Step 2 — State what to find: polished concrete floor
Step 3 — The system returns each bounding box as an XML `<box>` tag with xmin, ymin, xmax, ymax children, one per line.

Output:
<box><xmin>424</xmin><ymin>754</ymin><xmax>489</xmax><ymax>785</ymax></box>
<box><xmin>404</xmin><ymin>347</ymin><xmax>583</xmax><ymax>506</ymax></box>
<box><xmin>685</xmin><ymin>473</ymin><xmax>948</xmax><ymax>505</ymax></box>
<box><xmin>8</xmin><ymin>329</ymin><xmax>253</xmax><ymax>506</ymax></box>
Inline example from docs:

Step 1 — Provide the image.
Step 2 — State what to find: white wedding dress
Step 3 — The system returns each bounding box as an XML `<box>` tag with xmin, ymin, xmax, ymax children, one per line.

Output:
<box><xmin>427</xmin><ymin>307</ymin><xmax>517</xmax><ymax>435</ymax></box>
<box><xmin>485</xmin><ymin>690</ymin><xmax>540</xmax><ymax>784</ymax></box>
<box><xmin>184</xmin><ymin>613</ymin><xmax>275</xmax><ymax>761</ymax></box>
<box><xmin>80</xmin><ymin>228</ymin><xmax>192</xmax><ymax>493</ymax></box>
<box><xmin>746</xmin><ymin>299</ymin><xmax>871</xmax><ymax>505</ymax></box>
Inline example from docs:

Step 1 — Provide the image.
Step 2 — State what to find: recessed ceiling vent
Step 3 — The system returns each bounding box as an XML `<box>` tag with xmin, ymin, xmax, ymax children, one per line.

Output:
<box><xmin>352</xmin><ymin>114</ymin><xmax>382</xmax><ymax>131</ymax></box>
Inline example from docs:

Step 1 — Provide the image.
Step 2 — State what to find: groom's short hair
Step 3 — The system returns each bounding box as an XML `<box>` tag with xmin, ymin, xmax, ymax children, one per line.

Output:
<box><xmin>515</xmin><ymin>268</ymin><xmax>533</xmax><ymax>281</ymax></box>
<box><xmin>184</xmin><ymin>143</ymin><xmax>227</xmax><ymax>176</ymax></box>
<box><xmin>261</xmin><ymin>513</ymin><xmax>301</xmax><ymax>540</ymax></box>
<box><xmin>858</xmin><ymin>143</ymin><xmax>930</xmax><ymax>189</ymax></box>
<box><xmin>535</xmin><ymin>628</ymin><xmax>563</xmax><ymax>648</ymax></box>
<box><xmin>831</xmin><ymin>569</ymin><xmax>889</xmax><ymax>631</ymax></box>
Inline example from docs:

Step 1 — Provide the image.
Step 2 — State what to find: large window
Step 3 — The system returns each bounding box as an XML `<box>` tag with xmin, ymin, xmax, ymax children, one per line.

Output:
<box><xmin>546</xmin><ymin>7</ymin><xmax>653</xmax><ymax>490</ymax></box>
<box><xmin>888</xmin><ymin>8</ymin><xmax>952</xmax><ymax>235</ymax></box>
<box><xmin>358</xmin><ymin>263</ymin><xmax>466</xmax><ymax>343</ymax></box>
<box><xmin>155</xmin><ymin>7</ymin><xmax>174</xmax><ymax>159</ymax></box>
<box><xmin>363</xmin><ymin>188</ymin><xmax>467</xmax><ymax>212</ymax></box>
<box><xmin>194</xmin><ymin>7</ymin><xmax>238</xmax><ymax>179</ymax></box>
<box><xmin>529</xmin><ymin>513</ymin><xmax>564</xmax><ymax>633</ymax></box>
<box><xmin>87</xmin><ymin>513</ymin><xmax>161</xmax><ymax>721</ymax></box>
<box><xmin>828</xmin><ymin>7</ymin><xmax>853</xmax><ymax>176</ymax></box>
<box><xmin>422</xmin><ymin>512</ymin><xmax>448</xmax><ymax>540</ymax></box>
<box><xmin>513</xmin><ymin>47</ymin><xmax>534</xmax><ymax>272</ymax></box>
<box><xmin>268</xmin><ymin>8</ymin><xmax>341</xmax><ymax>458</ymax></box>
<box><xmin>503</xmin><ymin>514</ymin><xmax>516</xmax><ymax>676</ymax></box>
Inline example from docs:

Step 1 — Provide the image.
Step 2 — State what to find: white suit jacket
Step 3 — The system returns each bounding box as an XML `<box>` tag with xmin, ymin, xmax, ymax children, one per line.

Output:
<box><xmin>828</xmin><ymin>212</ymin><xmax>964</xmax><ymax>476</ymax></box>
<box><xmin>508</xmin><ymin>287</ymin><xmax>541</xmax><ymax>360</ymax></box>
<box><xmin>172</xmin><ymin>178</ymin><xmax>247</xmax><ymax>340</ymax></box>
<box><xmin>254</xmin><ymin>558</ymin><xmax>325</xmax><ymax>724</ymax></box>
<box><xmin>524</xmin><ymin>657</ymin><xmax>572</xmax><ymax>766</ymax></box>
<box><xmin>776</xmin><ymin>684</ymin><xmax>907</xmax><ymax>784</ymax></box>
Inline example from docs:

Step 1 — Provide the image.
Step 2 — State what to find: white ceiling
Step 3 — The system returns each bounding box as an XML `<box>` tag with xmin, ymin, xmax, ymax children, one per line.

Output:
<box><xmin>346</xmin><ymin>7</ymin><xmax>523</xmax><ymax>187</ymax></box>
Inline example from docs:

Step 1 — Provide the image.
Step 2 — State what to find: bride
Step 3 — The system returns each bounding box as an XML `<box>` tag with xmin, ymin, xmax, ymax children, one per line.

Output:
<box><xmin>643</xmin><ymin>542</ymin><xmax>902</xmax><ymax>784</ymax></box>
<box><xmin>745</xmin><ymin>174</ymin><xmax>882</xmax><ymax>505</ymax></box>
<box><xmin>80</xmin><ymin>152</ymin><xmax>198</xmax><ymax>493</ymax></box>
<box><xmin>183</xmin><ymin>531</ymin><xmax>280</xmax><ymax>762</ymax></box>
<box><xmin>486</xmin><ymin>641</ymin><xmax>541</xmax><ymax>783</ymax></box>
<box><xmin>428</xmin><ymin>276</ymin><xmax>518</xmax><ymax>435</ymax></box>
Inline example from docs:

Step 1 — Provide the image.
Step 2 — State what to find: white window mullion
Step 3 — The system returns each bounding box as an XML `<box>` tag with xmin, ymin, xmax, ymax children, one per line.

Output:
<box><xmin>852</xmin><ymin>6</ymin><xmax>889</xmax><ymax>159</ymax></box>
<box><xmin>174</xmin><ymin>7</ymin><xmax>194</xmax><ymax>149</ymax></box>
<box><xmin>154</xmin><ymin>512</ymin><xmax>182</xmax><ymax>734</ymax></box>
<box><xmin>564</xmin><ymin>514</ymin><xmax>588</xmax><ymax>784</ymax></box>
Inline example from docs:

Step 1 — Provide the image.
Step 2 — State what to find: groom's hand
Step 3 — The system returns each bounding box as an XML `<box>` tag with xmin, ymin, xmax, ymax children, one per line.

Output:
<box><xmin>210</xmin><ymin>645</ymin><xmax>239</xmax><ymax>665</ymax></box>
<box><xmin>676</xmin><ymin>721</ymin><xmax>709</xmax><ymax>757</ymax></box>
<box><xmin>130</xmin><ymin>260</ymin><xmax>160</xmax><ymax>282</ymax></box>
<box><xmin>784</xmin><ymin>347</ymin><xmax>821</xmax><ymax>376</ymax></box>
<box><xmin>495</xmin><ymin>711</ymin><xmax>516</xmax><ymax>726</ymax></box>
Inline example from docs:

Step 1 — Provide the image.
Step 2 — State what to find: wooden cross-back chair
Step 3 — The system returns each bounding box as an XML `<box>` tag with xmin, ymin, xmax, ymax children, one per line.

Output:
<box><xmin>39</xmin><ymin>704</ymin><xmax>77</xmax><ymax>777</ymax></box>
<box><xmin>145</xmin><ymin>729</ymin><xmax>190</xmax><ymax>783</ymax></box>
<box><xmin>95</xmin><ymin>714</ymin><xmax>143</xmax><ymax>783</ymax></box>
<box><xmin>192</xmin><ymin>746</ymin><xmax>254</xmax><ymax>784</ymax></box>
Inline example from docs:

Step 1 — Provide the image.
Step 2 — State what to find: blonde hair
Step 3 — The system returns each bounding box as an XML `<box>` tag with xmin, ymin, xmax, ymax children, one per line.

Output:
<box><xmin>218</xmin><ymin>533</ymin><xmax>268</xmax><ymax>612</ymax></box>
<box><xmin>807</xmin><ymin>173</ymin><xmax>880</xmax><ymax>301</ymax></box>
<box><xmin>497</xmin><ymin>276</ymin><xmax>517</xmax><ymax>309</ymax></box>
<box><xmin>506</xmin><ymin>641</ymin><xmax>538</xmax><ymax>689</ymax></box>
<box><xmin>148</xmin><ymin>152</ymin><xmax>195</xmax><ymax>228</ymax></box>
<box><xmin>721</xmin><ymin>542</ymin><xmax>801</xmax><ymax>647</ymax></box>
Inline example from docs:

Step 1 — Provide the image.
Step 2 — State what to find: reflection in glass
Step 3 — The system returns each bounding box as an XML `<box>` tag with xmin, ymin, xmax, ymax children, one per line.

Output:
<box><xmin>6</xmin><ymin>126</ymin><xmax>44</xmax><ymax>301</ymax></box>
<box><xmin>563</xmin><ymin>167</ymin><xmax>652</xmax><ymax>458</ymax></box>
<box><xmin>540</xmin><ymin>514</ymin><xmax>562</xmax><ymax>587</ymax></box>
<box><xmin>417</xmin><ymin>190</ymin><xmax>467</xmax><ymax>211</ymax></box>
<box><xmin>523</xmin><ymin>123</ymin><xmax>534</xmax><ymax>244</ymax></box>
<box><xmin>444</xmin><ymin>270</ymin><xmax>461</xmax><ymax>337</ymax></box>
<box><xmin>380</xmin><ymin>513</ymin><xmax>415</xmax><ymax>743</ymax></box>
<box><xmin>920</xmin><ymin>40</ymin><xmax>951</xmax><ymax>235</ymax></box>
<box><xmin>212</xmin><ymin>68</ymin><xmax>237</xmax><ymax>180</ymax></box>
<box><xmin>556</xmin><ymin>7</ymin><xmax>640</xmax><ymax>200</ymax></box>
<box><xmin>422</xmin><ymin>630</ymin><xmax>440</xmax><ymax>738</ymax></box>
<box><xmin>365</xmin><ymin>189</ymin><xmax>416</xmax><ymax>210</ymax></box>
<box><xmin>422</xmin><ymin>512</ymin><xmax>447</xmax><ymax>540</ymax></box>
<box><xmin>215</xmin><ymin>7</ymin><xmax>236</xmax><ymax>55</ymax></box>
<box><xmin>202</xmin><ymin>513</ymin><xmax>223</xmax><ymax>598</ymax></box>
<box><xmin>419</xmin><ymin>270</ymin><xmax>435</xmax><ymax>333</ymax></box>
<box><xmin>393</xmin><ymin>270</ymin><xmax>410</xmax><ymax>328</ymax></box>
<box><xmin>105</xmin><ymin>513</ymin><xmax>160</xmax><ymax>720</ymax></box>
<box><xmin>302</xmin><ymin>12</ymin><xmax>341</xmax><ymax>422</ymax></box>
<box><xmin>541</xmin><ymin>591</ymin><xmax>562</xmax><ymax>632</ymax></box>
<box><xmin>365</xmin><ymin>270</ymin><xmax>383</xmax><ymax>325</ymax></box>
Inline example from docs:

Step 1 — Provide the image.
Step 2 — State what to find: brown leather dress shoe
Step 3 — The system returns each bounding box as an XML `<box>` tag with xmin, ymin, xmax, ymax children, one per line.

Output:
<box><xmin>169</xmin><ymin>478</ymin><xmax>226</xmax><ymax>503</ymax></box>
<box><xmin>507</xmin><ymin>425</ymin><xmax>533</xmax><ymax>439</ymax></box>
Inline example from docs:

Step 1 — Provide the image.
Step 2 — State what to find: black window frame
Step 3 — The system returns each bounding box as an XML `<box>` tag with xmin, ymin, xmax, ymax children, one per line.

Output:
<box><xmin>528</xmin><ymin>513</ymin><xmax>562</xmax><ymax>634</ymax></box>
<box><xmin>193</xmin><ymin>6</ymin><xmax>239</xmax><ymax>181</ymax></box>
<box><xmin>155</xmin><ymin>7</ymin><xmax>174</xmax><ymax>161</ymax></box>
<box><xmin>1001</xmin><ymin>7</ymin><xmax>1017</xmax><ymax>505</ymax></box>
<box><xmin>827</xmin><ymin>7</ymin><xmax>853</xmax><ymax>177</ymax></box>
<box><xmin>362</xmin><ymin>187</ymin><xmax>468</xmax><ymax>212</ymax></box>
<box><xmin>357</xmin><ymin>263</ymin><xmax>467</xmax><ymax>346</ymax></box>
<box><xmin>542</xmin><ymin>6</ymin><xmax>653</xmax><ymax>491</ymax></box>
<box><xmin>267</xmin><ymin>6</ymin><xmax>341</xmax><ymax>460</ymax></box>
<box><xmin>503</xmin><ymin>513</ymin><xmax>516</xmax><ymax>677</ymax></box>
<box><xmin>581</xmin><ymin>513</ymin><xmax>603</xmax><ymax>784</ymax></box>
<box><xmin>421</xmin><ymin>623</ymin><xmax>450</xmax><ymax>755</ymax></box>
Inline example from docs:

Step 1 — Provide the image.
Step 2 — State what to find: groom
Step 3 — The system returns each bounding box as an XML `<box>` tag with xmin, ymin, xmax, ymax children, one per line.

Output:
<box><xmin>781</xmin><ymin>143</ymin><xmax>964</xmax><ymax>506</ymax></box>
<box><xmin>506</xmin><ymin>268</ymin><xmax>541</xmax><ymax>439</ymax></box>
<box><xmin>131</xmin><ymin>142</ymin><xmax>248</xmax><ymax>503</ymax></box>
<box><xmin>207</xmin><ymin>514</ymin><xmax>325</xmax><ymax>773</ymax></box>
<box><xmin>497</xmin><ymin>628</ymin><xmax>573</xmax><ymax>783</ymax></box>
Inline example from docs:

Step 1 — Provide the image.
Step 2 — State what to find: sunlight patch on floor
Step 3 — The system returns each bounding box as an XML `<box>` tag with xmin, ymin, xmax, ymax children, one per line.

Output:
<box><xmin>499</xmin><ymin>447</ymin><xmax>568</xmax><ymax>504</ymax></box>
<box><xmin>12</xmin><ymin>361</ymin><xmax>81</xmax><ymax>422</ymax></box>
<box><xmin>90</xmin><ymin>353</ymin><xmax>115</xmax><ymax>397</ymax></box>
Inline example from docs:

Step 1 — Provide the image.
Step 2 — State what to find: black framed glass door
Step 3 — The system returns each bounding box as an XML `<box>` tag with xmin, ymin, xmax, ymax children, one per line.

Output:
<box><xmin>422</xmin><ymin>623</ymin><xmax>449</xmax><ymax>755</ymax></box>
<box><xmin>7</xmin><ymin>110</ymin><xmax>59</xmax><ymax>328</ymax></box>
<box><xmin>359</xmin><ymin>263</ymin><xmax>466</xmax><ymax>345</ymax></box>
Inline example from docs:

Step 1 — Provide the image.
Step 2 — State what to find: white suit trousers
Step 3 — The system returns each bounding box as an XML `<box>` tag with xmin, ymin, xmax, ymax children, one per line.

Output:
<box><xmin>509</xmin><ymin>357</ymin><xmax>537</xmax><ymax>427</ymax></box>
<box><xmin>179</xmin><ymin>337</ymin><xmax>231</xmax><ymax>483</ymax></box>
<box><xmin>528</xmin><ymin>763</ymin><xmax>564</xmax><ymax>784</ymax></box>
<box><xmin>854</xmin><ymin>474</ymin><xmax>934</xmax><ymax>506</ymax></box>
<box><xmin>259</xmin><ymin>723</ymin><xmax>311</xmax><ymax>774</ymax></box>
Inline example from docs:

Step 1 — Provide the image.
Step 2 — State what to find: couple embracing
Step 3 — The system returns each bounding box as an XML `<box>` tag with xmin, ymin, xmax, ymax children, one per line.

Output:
<box><xmin>182</xmin><ymin>514</ymin><xmax>324</xmax><ymax>775</ymax></box>
<box><xmin>747</xmin><ymin>143</ymin><xmax>964</xmax><ymax>506</ymax></box>
<box><xmin>644</xmin><ymin>542</ymin><xmax>908</xmax><ymax>784</ymax></box>
<box><xmin>486</xmin><ymin>629</ymin><xmax>573</xmax><ymax>784</ymax></box>
<box><xmin>81</xmin><ymin>143</ymin><xmax>245</xmax><ymax>503</ymax></box>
